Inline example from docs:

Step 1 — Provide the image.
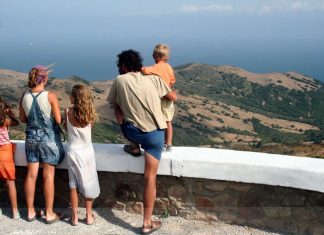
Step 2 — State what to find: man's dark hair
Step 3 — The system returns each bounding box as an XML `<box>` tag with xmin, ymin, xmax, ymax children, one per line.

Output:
<box><xmin>117</xmin><ymin>49</ymin><xmax>143</xmax><ymax>72</ymax></box>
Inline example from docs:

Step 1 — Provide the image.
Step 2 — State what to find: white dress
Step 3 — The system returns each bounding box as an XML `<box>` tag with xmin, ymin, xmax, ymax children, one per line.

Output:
<box><xmin>66</xmin><ymin>110</ymin><xmax>100</xmax><ymax>199</ymax></box>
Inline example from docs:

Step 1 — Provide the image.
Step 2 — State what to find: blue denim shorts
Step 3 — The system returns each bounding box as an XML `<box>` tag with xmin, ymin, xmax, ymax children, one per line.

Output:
<box><xmin>25</xmin><ymin>139</ymin><xmax>65</xmax><ymax>165</ymax></box>
<box><xmin>121</xmin><ymin>121</ymin><xmax>164</xmax><ymax>160</ymax></box>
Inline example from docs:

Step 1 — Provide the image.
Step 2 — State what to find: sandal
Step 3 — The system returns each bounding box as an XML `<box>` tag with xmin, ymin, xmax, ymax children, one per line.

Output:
<box><xmin>27</xmin><ymin>209</ymin><xmax>44</xmax><ymax>222</ymax></box>
<box><xmin>123</xmin><ymin>144</ymin><xmax>141</xmax><ymax>157</ymax></box>
<box><xmin>46</xmin><ymin>213</ymin><xmax>62</xmax><ymax>224</ymax></box>
<box><xmin>27</xmin><ymin>215</ymin><xmax>36</xmax><ymax>222</ymax></box>
<box><xmin>141</xmin><ymin>221</ymin><xmax>162</xmax><ymax>235</ymax></box>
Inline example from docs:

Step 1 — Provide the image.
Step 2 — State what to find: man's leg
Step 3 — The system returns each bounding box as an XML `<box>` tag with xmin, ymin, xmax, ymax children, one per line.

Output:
<box><xmin>143</xmin><ymin>151</ymin><xmax>159</xmax><ymax>227</ymax></box>
<box><xmin>121</xmin><ymin>122</ymin><xmax>141</xmax><ymax>156</ymax></box>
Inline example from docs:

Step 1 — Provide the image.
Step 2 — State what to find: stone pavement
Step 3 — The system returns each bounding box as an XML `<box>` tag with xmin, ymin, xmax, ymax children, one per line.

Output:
<box><xmin>0</xmin><ymin>208</ymin><xmax>283</xmax><ymax>235</ymax></box>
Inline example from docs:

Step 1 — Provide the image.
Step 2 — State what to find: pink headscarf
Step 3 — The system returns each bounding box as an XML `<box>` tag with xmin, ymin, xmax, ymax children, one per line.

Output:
<box><xmin>33</xmin><ymin>65</ymin><xmax>48</xmax><ymax>85</ymax></box>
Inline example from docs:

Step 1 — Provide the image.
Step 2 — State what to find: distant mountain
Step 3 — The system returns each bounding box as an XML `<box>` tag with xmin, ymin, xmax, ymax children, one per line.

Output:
<box><xmin>173</xmin><ymin>64</ymin><xmax>324</xmax><ymax>146</ymax></box>
<box><xmin>1</xmin><ymin>64</ymin><xmax>324</xmax><ymax>150</ymax></box>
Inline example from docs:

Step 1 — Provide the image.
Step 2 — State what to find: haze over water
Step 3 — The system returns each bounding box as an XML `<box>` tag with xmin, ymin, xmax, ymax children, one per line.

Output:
<box><xmin>1</xmin><ymin>1</ymin><xmax>324</xmax><ymax>81</ymax></box>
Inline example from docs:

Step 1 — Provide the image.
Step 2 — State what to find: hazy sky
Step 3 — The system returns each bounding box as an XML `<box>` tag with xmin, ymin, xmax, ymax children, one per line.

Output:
<box><xmin>1</xmin><ymin>0</ymin><xmax>324</xmax><ymax>80</ymax></box>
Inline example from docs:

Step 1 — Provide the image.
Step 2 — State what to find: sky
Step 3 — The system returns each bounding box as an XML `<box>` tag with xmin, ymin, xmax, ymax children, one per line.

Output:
<box><xmin>0</xmin><ymin>0</ymin><xmax>324</xmax><ymax>80</ymax></box>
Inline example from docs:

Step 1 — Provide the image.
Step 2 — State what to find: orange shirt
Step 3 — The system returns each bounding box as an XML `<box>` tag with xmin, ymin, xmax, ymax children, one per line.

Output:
<box><xmin>142</xmin><ymin>61</ymin><xmax>176</xmax><ymax>87</ymax></box>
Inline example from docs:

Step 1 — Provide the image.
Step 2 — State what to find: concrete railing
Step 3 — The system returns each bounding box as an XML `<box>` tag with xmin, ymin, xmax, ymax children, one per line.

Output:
<box><xmin>12</xmin><ymin>140</ymin><xmax>324</xmax><ymax>193</ymax></box>
<box><xmin>10</xmin><ymin>140</ymin><xmax>324</xmax><ymax>234</ymax></box>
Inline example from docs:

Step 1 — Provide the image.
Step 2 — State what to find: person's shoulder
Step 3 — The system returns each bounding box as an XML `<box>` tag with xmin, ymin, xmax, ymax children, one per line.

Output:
<box><xmin>115</xmin><ymin>74</ymin><xmax>130</xmax><ymax>81</ymax></box>
<box><xmin>143</xmin><ymin>74</ymin><xmax>160</xmax><ymax>80</ymax></box>
<box><xmin>165</xmin><ymin>62</ymin><xmax>174</xmax><ymax>70</ymax></box>
<box><xmin>47</xmin><ymin>91</ymin><xmax>58</xmax><ymax>102</ymax></box>
<box><xmin>47</xmin><ymin>90</ymin><xmax>56</xmax><ymax>97</ymax></box>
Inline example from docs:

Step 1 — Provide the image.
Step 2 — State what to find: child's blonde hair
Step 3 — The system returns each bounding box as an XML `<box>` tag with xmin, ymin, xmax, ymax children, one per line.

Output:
<box><xmin>153</xmin><ymin>43</ymin><xmax>170</xmax><ymax>60</ymax></box>
<box><xmin>71</xmin><ymin>84</ymin><xmax>98</xmax><ymax>127</ymax></box>
<box><xmin>0</xmin><ymin>97</ymin><xmax>12</xmax><ymax>127</ymax></box>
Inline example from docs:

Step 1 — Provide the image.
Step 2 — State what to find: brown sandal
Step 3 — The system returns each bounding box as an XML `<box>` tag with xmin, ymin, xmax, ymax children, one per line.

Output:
<box><xmin>123</xmin><ymin>144</ymin><xmax>141</xmax><ymax>157</ymax></box>
<box><xmin>141</xmin><ymin>221</ymin><xmax>162</xmax><ymax>235</ymax></box>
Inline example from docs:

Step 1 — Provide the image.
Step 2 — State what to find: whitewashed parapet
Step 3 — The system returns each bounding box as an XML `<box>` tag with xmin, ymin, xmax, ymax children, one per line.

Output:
<box><xmin>12</xmin><ymin>140</ymin><xmax>324</xmax><ymax>193</ymax></box>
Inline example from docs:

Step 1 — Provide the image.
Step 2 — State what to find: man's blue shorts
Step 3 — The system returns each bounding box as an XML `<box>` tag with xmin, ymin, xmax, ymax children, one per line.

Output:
<box><xmin>121</xmin><ymin>121</ymin><xmax>164</xmax><ymax>160</ymax></box>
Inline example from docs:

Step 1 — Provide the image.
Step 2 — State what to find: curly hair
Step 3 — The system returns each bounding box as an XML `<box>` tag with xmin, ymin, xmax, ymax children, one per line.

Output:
<box><xmin>71</xmin><ymin>84</ymin><xmax>98</xmax><ymax>127</ymax></box>
<box><xmin>117</xmin><ymin>49</ymin><xmax>143</xmax><ymax>72</ymax></box>
<box><xmin>0</xmin><ymin>96</ymin><xmax>11</xmax><ymax>127</ymax></box>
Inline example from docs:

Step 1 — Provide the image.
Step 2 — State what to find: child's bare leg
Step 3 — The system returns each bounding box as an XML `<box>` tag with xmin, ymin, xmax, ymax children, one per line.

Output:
<box><xmin>85</xmin><ymin>198</ymin><xmax>94</xmax><ymax>225</ymax></box>
<box><xmin>165</xmin><ymin>121</ymin><xmax>173</xmax><ymax>146</ymax></box>
<box><xmin>70</xmin><ymin>188</ymin><xmax>78</xmax><ymax>224</ymax></box>
<box><xmin>6</xmin><ymin>180</ymin><xmax>19</xmax><ymax>216</ymax></box>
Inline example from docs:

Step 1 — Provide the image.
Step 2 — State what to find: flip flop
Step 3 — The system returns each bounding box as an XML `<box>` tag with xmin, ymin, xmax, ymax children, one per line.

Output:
<box><xmin>46</xmin><ymin>214</ymin><xmax>61</xmax><ymax>224</ymax></box>
<box><xmin>123</xmin><ymin>144</ymin><xmax>141</xmax><ymax>157</ymax></box>
<box><xmin>141</xmin><ymin>221</ymin><xmax>162</xmax><ymax>235</ymax></box>
<box><xmin>27</xmin><ymin>214</ymin><xmax>37</xmax><ymax>222</ymax></box>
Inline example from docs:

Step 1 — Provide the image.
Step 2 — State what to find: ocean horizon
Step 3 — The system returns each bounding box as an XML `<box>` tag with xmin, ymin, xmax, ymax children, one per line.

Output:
<box><xmin>1</xmin><ymin>38</ymin><xmax>324</xmax><ymax>82</ymax></box>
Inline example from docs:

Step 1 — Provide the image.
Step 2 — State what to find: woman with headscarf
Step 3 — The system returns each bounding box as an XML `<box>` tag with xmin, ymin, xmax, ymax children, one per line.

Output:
<box><xmin>19</xmin><ymin>65</ymin><xmax>64</xmax><ymax>224</ymax></box>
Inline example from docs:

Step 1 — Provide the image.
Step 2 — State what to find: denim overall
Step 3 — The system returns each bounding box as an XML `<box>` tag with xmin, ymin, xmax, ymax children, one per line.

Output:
<box><xmin>25</xmin><ymin>91</ymin><xmax>64</xmax><ymax>165</ymax></box>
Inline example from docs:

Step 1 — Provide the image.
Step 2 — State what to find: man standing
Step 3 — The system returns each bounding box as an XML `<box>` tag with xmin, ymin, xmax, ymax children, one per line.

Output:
<box><xmin>107</xmin><ymin>49</ymin><xmax>176</xmax><ymax>234</ymax></box>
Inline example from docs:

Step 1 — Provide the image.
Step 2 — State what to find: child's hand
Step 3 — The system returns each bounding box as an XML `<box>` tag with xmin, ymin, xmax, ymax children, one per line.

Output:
<box><xmin>5</xmin><ymin>108</ymin><xmax>14</xmax><ymax>116</ymax></box>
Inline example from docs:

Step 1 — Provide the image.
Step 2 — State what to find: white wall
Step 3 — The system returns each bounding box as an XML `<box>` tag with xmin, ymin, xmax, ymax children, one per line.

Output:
<box><xmin>13</xmin><ymin>140</ymin><xmax>324</xmax><ymax>193</ymax></box>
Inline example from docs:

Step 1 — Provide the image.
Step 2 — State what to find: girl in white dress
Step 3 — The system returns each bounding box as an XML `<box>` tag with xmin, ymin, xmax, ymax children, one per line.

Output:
<box><xmin>64</xmin><ymin>84</ymin><xmax>100</xmax><ymax>226</ymax></box>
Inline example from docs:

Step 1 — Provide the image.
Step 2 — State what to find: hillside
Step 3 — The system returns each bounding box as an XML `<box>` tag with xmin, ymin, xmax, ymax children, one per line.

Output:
<box><xmin>1</xmin><ymin>65</ymin><xmax>324</xmax><ymax>157</ymax></box>
<box><xmin>173</xmin><ymin>64</ymin><xmax>324</xmax><ymax>147</ymax></box>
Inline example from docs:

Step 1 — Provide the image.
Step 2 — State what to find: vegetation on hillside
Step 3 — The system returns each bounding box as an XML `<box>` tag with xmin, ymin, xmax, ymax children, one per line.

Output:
<box><xmin>2</xmin><ymin>64</ymin><xmax>324</xmax><ymax>158</ymax></box>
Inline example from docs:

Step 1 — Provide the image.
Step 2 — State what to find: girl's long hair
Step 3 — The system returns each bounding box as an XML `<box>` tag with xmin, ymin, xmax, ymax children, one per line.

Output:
<box><xmin>0</xmin><ymin>96</ymin><xmax>11</xmax><ymax>127</ymax></box>
<box><xmin>71</xmin><ymin>84</ymin><xmax>98</xmax><ymax>127</ymax></box>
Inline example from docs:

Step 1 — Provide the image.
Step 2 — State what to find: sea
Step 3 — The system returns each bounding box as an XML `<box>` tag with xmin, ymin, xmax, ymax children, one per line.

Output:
<box><xmin>1</xmin><ymin>38</ymin><xmax>324</xmax><ymax>82</ymax></box>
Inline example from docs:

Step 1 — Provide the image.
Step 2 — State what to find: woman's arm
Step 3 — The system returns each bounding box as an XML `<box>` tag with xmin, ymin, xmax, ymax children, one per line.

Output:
<box><xmin>19</xmin><ymin>93</ymin><xmax>27</xmax><ymax>123</ymax></box>
<box><xmin>48</xmin><ymin>92</ymin><xmax>62</xmax><ymax>124</ymax></box>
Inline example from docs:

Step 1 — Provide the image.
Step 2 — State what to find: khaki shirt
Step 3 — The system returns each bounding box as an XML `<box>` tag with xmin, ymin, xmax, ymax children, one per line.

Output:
<box><xmin>107</xmin><ymin>72</ymin><xmax>171</xmax><ymax>132</ymax></box>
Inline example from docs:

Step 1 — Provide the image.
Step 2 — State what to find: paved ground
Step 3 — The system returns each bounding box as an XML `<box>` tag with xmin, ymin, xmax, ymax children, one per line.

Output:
<box><xmin>0</xmin><ymin>208</ymin><xmax>283</xmax><ymax>235</ymax></box>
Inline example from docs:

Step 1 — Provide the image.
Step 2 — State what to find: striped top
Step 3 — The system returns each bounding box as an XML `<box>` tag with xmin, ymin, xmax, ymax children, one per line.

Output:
<box><xmin>0</xmin><ymin>125</ymin><xmax>10</xmax><ymax>145</ymax></box>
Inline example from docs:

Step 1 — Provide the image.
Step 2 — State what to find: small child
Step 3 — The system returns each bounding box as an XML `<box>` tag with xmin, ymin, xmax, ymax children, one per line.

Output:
<box><xmin>0</xmin><ymin>97</ymin><xmax>20</xmax><ymax>219</ymax></box>
<box><xmin>142</xmin><ymin>43</ymin><xmax>176</xmax><ymax>151</ymax></box>
<box><xmin>64</xmin><ymin>84</ymin><xmax>100</xmax><ymax>226</ymax></box>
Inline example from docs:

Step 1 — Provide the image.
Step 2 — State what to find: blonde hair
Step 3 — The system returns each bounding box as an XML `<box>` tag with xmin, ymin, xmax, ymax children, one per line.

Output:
<box><xmin>153</xmin><ymin>43</ymin><xmax>170</xmax><ymax>60</ymax></box>
<box><xmin>28</xmin><ymin>68</ymin><xmax>39</xmax><ymax>88</ymax></box>
<box><xmin>28</xmin><ymin>65</ymin><xmax>48</xmax><ymax>88</ymax></box>
<box><xmin>71</xmin><ymin>84</ymin><xmax>98</xmax><ymax>127</ymax></box>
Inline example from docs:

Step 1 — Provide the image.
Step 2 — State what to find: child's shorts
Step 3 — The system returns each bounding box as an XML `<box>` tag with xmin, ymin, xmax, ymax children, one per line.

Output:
<box><xmin>161</xmin><ymin>99</ymin><xmax>174</xmax><ymax>122</ymax></box>
<box><xmin>121</xmin><ymin>121</ymin><xmax>164</xmax><ymax>160</ymax></box>
<box><xmin>0</xmin><ymin>143</ymin><xmax>16</xmax><ymax>180</ymax></box>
